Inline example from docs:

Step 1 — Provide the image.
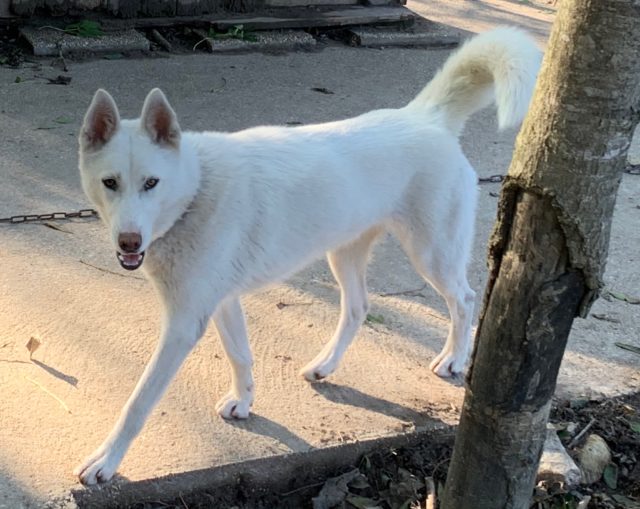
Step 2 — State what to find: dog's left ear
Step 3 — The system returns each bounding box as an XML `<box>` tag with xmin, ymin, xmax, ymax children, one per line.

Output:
<box><xmin>140</xmin><ymin>88</ymin><xmax>181</xmax><ymax>149</ymax></box>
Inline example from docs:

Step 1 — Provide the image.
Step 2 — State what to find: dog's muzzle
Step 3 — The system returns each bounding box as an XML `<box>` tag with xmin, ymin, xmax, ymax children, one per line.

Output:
<box><xmin>117</xmin><ymin>251</ymin><xmax>145</xmax><ymax>270</ymax></box>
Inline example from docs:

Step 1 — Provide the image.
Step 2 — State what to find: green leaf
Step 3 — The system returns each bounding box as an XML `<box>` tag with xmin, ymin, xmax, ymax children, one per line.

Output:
<box><xmin>603</xmin><ymin>463</ymin><xmax>618</xmax><ymax>490</ymax></box>
<box><xmin>64</xmin><ymin>20</ymin><xmax>103</xmax><ymax>38</ymax></box>
<box><xmin>54</xmin><ymin>116</ymin><xmax>72</xmax><ymax>124</ymax></box>
<box><xmin>207</xmin><ymin>24</ymin><xmax>257</xmax><ymax>42</ymax></box>
<box><xmin>366</xmin><ymin>313</ymin><xmax>385</xmax><ymax>324</ymax></box>
<box><xmin>629</xmin><ymin>420</ymin><xmax>640</xmax><ymax>433</ymax></box>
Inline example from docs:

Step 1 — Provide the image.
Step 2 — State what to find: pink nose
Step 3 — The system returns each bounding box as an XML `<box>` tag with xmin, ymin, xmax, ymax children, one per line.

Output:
<box><xmin>118</xmin><ymin>232</ymin><xmax>142</xmax><ymax>253</ymax></box>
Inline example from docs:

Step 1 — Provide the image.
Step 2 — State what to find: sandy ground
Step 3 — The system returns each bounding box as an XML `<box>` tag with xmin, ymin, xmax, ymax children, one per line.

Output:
<box><xmin>1</xmin><ymin>1</ymin><xmax>639</xmax><ymax>507</ymax></box>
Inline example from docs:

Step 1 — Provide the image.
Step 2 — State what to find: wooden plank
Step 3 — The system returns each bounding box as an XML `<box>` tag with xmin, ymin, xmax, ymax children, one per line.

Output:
<box><xmin>142</xmin><ymin>0</ymin><xmax>177</xmax><ymax>16</ymax></box>
<box><xmin>100</xmin><ymin>6</ymin><xmax>416</xmax><ymax>31</ymax></box>
<box><xmin>175</xmin><ymin>0</ymin><xmax>218</xmax><ymax>16</ymax></box>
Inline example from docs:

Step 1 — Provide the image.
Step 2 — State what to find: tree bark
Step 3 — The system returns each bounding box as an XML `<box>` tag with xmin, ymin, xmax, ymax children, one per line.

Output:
<box><xmin>442</xmin><ymin>1</ymin><xmax>640</xmax><ymax>508</ymax></box>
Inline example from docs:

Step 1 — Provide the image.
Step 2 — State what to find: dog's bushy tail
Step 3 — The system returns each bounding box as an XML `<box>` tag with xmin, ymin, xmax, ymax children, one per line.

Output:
<box><xmin>408</xmin><ymin>27</ymin><xmax>542</xmax><ymax>135</ymax></box>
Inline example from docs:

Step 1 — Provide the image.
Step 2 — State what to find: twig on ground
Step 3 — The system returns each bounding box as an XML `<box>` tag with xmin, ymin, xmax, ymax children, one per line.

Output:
<box><xmin>79</xmin><ymin>260</ymin><xmax>145</xmax><ymax>280</ymax></box>
<box><xmin>38</xmin><ymin>25</ymin><xmax>66</xmax><ymax>32</ymax></box>
<box><xmin>280</xmin><ymin>481</ymin><xmax>325</xmax><ymax>497</ymax></box>
<box><xmin>57</xmin><ymin>47</ymin><xmax>68</xmax><ymax>73</ymax></box>
<box><xmin>379</xmin><ymin>284</ymin><xmax>427</xmax><ymax>297</ymax></box>
<box><xmin>42</xmin><ymin>222</ymin><xmax>72</xmax><ymax>233</ymax></box>
<box><xmin>149</xmin><ymin>29</ymin><xmax>172</xmax><ymax>52</ymax></box>
<box><xmin>568</xmin><ymin>417</ymin><xmax>596</xmax><ymax>449</ymax></box>
<box><xmin>25</xmin><ymin>376</ymin><xmax>71</xmax><ymax>413</ymax></box>
<box><xmin>192</xmin><ymin>29</ymin><xmax>213</xmax><ymax>52</ymax></box>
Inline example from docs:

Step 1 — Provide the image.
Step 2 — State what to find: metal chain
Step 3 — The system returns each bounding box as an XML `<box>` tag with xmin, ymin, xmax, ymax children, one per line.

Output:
<box><xmin>479</xmin><ymin>165</ymin><xmax>639</xmax><ymax>183</ymax></box>
<box><xmin>0</xmin><ymin>208</ymin><xmax>98</xmax><ymax>224</ymax></box>
<box><xmin>2</xmin><ymin>166</ymin><xmax>637</xmax><ymax>226</ymax></box>
<box><xmin>478</xmin><ymin>174</ymin><xmax>505</xmax><ymax>183</ymax></box>
<box><xmin>1</xmin><ymin>177</ymin><xmax>505</xmax><ymax>226</ymax></box>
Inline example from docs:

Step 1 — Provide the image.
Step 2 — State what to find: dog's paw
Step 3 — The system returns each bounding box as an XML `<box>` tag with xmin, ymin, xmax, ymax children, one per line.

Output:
<box><xmin>215</xmin><ymin>392</ymin><xmax>252</xmax><ymax>419</ymax></box>
<box><xmin>299</xmin><ymin>356</ymin><xmax>337</xmax><ymax>382</ymax></box>
<box><xmin>430</xmin><ymin>349</ymin><xmax>466</xmax><ymax>378</ymax></box>
<box><xmin>74</xmin><ymin>446</ymin><xmax>120</xmax><ymax>485</ymax></box>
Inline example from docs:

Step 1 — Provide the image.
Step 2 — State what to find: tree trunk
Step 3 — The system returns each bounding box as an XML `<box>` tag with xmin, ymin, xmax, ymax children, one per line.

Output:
<box><xmin>441</xmin><ymin>1</ymin><xmax>640</xmax><ymax>508</ymax></box>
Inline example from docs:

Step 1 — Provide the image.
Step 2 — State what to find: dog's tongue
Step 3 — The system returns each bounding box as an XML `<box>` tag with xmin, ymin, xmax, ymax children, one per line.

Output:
<box><xmin>122</xmin><ymin>254</ymin><xmax>142</xmax><ymax>265</ymax></box>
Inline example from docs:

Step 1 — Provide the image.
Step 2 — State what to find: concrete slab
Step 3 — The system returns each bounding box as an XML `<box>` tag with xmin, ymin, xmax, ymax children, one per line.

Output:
<box><xmin>20</xmin><ymin>27</ymin><xmax>150</xmax><ymax>57</ymax></box>
<box><xmin>194</xmin><ymin>29</ymin><xmax>317</xmax><ymax>53</ymax></box>
<box><xmin>346</xmin><ymin>19</ymin><xmax>459</xmax><ymax>48</ymax></box>
<box><xmin>0</xmin><ymin>2</ymin><xmax>638</xmax><ymax>508</ymax></box>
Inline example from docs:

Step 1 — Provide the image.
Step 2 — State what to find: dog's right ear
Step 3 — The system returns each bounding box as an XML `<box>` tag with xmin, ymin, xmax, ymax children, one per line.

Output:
<box><xmin>80</xmin><ymin>89</ymin><xmax>120</xmax><ymax>151</ymax></box>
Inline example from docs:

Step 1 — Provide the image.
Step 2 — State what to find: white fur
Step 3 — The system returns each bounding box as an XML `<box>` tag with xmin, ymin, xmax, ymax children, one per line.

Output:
<box><xmin>75</xmin><ymin>27</ymin><xmax>541</xmax><ymax>485</ymax></box>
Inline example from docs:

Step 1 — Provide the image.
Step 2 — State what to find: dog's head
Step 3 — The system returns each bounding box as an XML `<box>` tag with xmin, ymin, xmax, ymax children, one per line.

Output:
<box><xmin>79</xmin><ymin>88</ymin><xmax>184</xmax><ymax>271</ymax></box>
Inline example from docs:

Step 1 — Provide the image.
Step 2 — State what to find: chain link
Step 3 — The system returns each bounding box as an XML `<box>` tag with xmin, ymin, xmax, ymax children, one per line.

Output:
<box><xmin>1</xmin><ymin>178</ymin><xmax>506</xmax><ymax>226</ymax></box>
<box><xmin>0</xmin><ymin>208</ymin><xmax>98</xmax><ymax>224</ymax></box>
<box><xmin>2</xmin><ymin>165</ymin><xmax>636</xmax><ymax>226</ymax></box>
<box><xmin>2</xmin><ymin>164</ymin><xmax>634</xmax><ymax>226</ymax></box>
<box><xmin>478</xmin><ymin>174</ymin><xmax>505</xmax><ymax>183</ymax></box>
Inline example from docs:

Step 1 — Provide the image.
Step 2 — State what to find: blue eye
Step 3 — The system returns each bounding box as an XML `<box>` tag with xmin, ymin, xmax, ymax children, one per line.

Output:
<box><xmin>144</xmin><ymin>178</ymin><xmax>159</xmax><ymax>191</ymax></box>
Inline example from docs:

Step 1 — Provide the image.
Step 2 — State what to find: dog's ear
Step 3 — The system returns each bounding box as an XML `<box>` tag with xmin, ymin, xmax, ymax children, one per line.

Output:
<box><xmin>80</xmin><ymin>89</ymin><xmax>120</xmax><ymax>151</ymax></box>
<box><xmin>140</xmin><ymin>88</ymin><xmax>181</xmax><ymax>149</ymax></box>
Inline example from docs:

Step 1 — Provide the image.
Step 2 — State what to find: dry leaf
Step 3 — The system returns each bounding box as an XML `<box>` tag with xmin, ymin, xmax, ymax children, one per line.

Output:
<box><xmin>26</xmin><ymin>336</ymin><xmax>41</xmax><ymax>359</ymax></box>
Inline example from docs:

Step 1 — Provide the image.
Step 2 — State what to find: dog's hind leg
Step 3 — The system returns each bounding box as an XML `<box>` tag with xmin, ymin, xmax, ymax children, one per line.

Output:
<box><xmin>395</xmin><ymin>212</ymin><xmax>476</xmax><ymax>378</ymax></box>
<box><xmin>300</xmin><ymin>227</ymin><xmax>381</xmax><ymax>381</ymax></box>
<box><xmin>423</xmin><ymin>264</ymin><xmax>475</xmax><ymax>377</ymax></box>
<box><xmin>213</xmin><ymin>297</ymin><xmax>254</xmax><ymax>419</ymax></box>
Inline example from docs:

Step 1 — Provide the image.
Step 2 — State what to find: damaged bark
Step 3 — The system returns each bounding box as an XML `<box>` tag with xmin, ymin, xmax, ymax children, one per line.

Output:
<box><xmin>441</xmin><ymin>1</ymin><xmax>640</xmax><ymax>508</ymax></box>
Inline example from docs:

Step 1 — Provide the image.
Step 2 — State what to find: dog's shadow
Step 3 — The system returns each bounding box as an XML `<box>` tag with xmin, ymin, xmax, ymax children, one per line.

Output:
<box><xmin>221</xmin><ymin>382</ymin><xmax>449</xmax><ymax>454</ymax></box>
<box><xmin>311</xmin><ymin>381</ymin><xmax>434</xmax><ymax>426</ymax></box>
<box><xmin>226</xmin><ymin>413</ymin><xmax>313</xmax><ymax>452</ymax></box>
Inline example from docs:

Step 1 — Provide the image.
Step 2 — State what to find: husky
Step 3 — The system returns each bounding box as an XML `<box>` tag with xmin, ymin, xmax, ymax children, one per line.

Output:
<box><xmin>75</xmin><ymin>27</ymin><xmax>541</xmax><ymax>484</ymax></box>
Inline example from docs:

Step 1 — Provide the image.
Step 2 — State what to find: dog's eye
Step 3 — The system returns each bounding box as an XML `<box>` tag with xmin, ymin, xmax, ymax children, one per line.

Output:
<box><xmin>144</xmin><ymin>178</ymin><xmax>159</xmax><ymax>191</ymax></box>
<box><xmin>102</xmin><ymin>178</ymin><xmax>118</xmax><ymax>191</ymax></box>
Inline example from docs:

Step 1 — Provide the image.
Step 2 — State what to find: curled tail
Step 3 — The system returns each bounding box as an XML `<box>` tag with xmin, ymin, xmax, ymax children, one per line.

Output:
<box><xmin>408</xmin><ymin>27</ymin><xmax>542</xmax><ymax>135</ymax></box>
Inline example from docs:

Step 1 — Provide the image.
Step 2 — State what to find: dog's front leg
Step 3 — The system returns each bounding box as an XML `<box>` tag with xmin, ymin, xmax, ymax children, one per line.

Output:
<box><xmin>213</xmin><ymin>297</ymin><xmax>254</xmax><ymax>419</ymax></box>
<box><xmin>74</xmin><ymin>312</ymin><xmax>206</xmax><ymax>485</ymax></box>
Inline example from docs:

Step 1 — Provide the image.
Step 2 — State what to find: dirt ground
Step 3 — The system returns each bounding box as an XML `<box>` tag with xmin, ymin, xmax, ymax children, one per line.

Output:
<box><xmin>1</xmin><ymin>1</ymin><xmax>639</xmax><ymax>508</ymax></box>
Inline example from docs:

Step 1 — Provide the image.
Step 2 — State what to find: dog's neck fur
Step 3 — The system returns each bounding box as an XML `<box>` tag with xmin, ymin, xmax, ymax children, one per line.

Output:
<box><xmin>151</xmin><ymin>132</ymin><xmax>202</xmax><ymax>243</ymax></box>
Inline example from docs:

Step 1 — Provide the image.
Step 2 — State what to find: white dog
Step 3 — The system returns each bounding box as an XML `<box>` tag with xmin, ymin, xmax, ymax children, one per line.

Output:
<box><xmin>75</xmin><ymin>27</ymin><xmax>541</xmax><ymax>484</ymax></box>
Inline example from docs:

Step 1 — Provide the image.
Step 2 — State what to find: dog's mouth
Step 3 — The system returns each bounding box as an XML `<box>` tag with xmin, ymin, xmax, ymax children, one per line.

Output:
<box><xmin>117</xmin><ymin>251</ymin><xmax>145</xmax><ymax>270</ymax></box>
